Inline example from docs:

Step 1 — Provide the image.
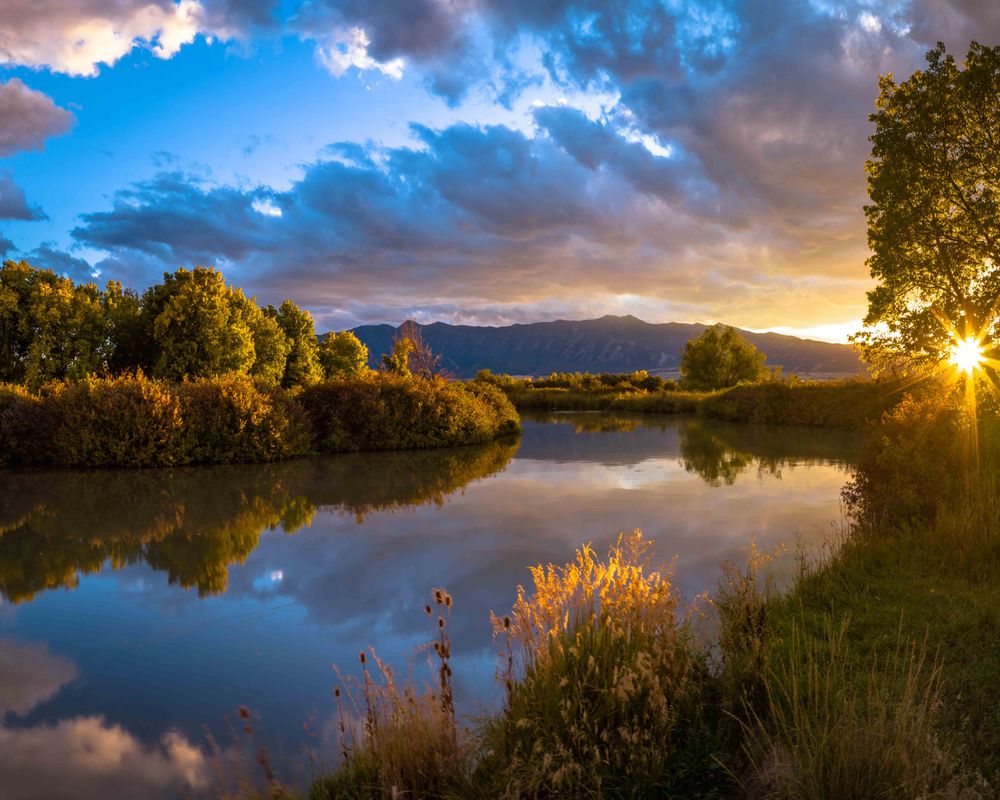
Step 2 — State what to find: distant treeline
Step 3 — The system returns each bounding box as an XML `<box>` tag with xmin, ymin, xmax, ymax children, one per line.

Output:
<box><xmin>476</xmin><ymin>368</ymin><xmax>903</xmax><ymax>428</ymax></box>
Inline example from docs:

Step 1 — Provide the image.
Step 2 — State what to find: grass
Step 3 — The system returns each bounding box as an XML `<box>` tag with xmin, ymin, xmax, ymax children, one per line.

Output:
<box><xmin>481</xmin><ymin>371</ymin><xmax>905</xmax><ymax>429</ymax></box>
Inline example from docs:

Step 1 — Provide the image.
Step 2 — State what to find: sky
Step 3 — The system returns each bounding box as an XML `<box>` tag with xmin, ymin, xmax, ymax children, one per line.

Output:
<box><xmin>1</xmin><ymin>1</ymin><xmax>999</xmax><ymax>340</ymax></box>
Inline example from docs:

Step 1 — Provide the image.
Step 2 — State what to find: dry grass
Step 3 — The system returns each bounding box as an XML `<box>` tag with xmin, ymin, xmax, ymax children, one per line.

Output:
<box><xmin>479</xmin><ymin>531</ymin><xmax>721</xmax><ymax>798</ymax></box>
<box><xmin>311</xmin><ymin>589</ymin><xmax>472</xmax><ymax>800</ymax></box>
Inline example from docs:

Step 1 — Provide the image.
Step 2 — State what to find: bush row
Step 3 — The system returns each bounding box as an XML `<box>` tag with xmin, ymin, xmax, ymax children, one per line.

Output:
<box><xmin>0</xmin><ymin>372</ymin><xmax>520</xmax><ymax>468</ymax></box>
<box><xmin>699</xmin><ymin>378</ymin><xmax>906</xmax><ymax>429</ymax></box>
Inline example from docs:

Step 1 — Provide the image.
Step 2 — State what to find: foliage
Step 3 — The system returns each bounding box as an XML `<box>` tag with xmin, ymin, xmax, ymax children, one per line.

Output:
<box><xmin>0</xmin><ymin>260</ymin><xmax>107</xmax><ymax>389</ymax></box>
<box><xmin>843</xmin><ymin>384</ymin><xmax>966</xmax><ymax>525</ymax></box>
<box><xmin>700</xmin><ymin>377</ymin><xmax>903</xmax><ymax>429</ymax></box>
<box><xmin>319</xmin><ymin>330</ymin><xmax>370</xmax><ymax>378</ymax></box>
<box><xmin>480</xmin><ymin>532</ymin><xmax>721</xmax><ymax>798</ymax></box>
<box><xmin>300</xmin><ymin>372</ymin><xmax>519</xmax><ymax>453</ymax></box>
<box><xmin>681</xmin><ymin>326</ymin><xmax>768</xmax><ymax>391</ymax></box>
<box><xmin>0</xmin><ymin>373</ymin><xmax>311</xmax><ymax>468</ymax></box>
<box><xmin>266</xmin><ymin>300</ymin><xmax>324</xmax><ymax>387</ymax></box>
<box><xmin>855</xmin><ymin>42</ymin><xmax>1000</xmax><ymax>372</ymax></box>
<box><xmin>380</xmin><ymin>337</ymin><xmax>414</xmax><ymax>377</ymax></box>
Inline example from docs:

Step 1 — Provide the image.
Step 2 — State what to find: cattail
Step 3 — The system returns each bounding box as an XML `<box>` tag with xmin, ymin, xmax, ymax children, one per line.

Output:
<box><xmin>504</xmin><ymin>616</ymin><xmax>511</xmax><ymax>629</ymax></box>
<box><xmin>238</xmin><ymin>706</ymin><xmax>251</xmax><ymax>720</ymax></box>
<box><xmin>334</xmin><ymin>687</ymin><xmax>341</xmax><ymax>698</ymax></box>
<box><xmin>425</xmin><ymin>604</ymin><xmax>432</xmax><ymax>616</ymax></box>
<box><xmin>359</xmin><ymin>651</ymin><xmax>366</xmax><ymax>664</ymax></box>
<box><xmin>445</xmin><ymin>594</ymin><xmax>453</xmax><ymax>607</ymax></box>
<box><xmin>243</xmin><ymin>725</ymin><xmax>253</xmax><ymax>734</ymax></box>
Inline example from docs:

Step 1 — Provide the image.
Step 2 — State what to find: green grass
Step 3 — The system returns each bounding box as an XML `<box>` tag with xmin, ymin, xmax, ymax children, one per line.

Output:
<box><xmin>486</xmin><ymin>372</ymin><xmax>906</xmax><ymax>429</ymax></box>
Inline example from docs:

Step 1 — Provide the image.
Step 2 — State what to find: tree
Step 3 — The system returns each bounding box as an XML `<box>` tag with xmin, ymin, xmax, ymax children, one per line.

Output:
<box><xmin>266</xmin><ymin>300</ymin><xmax>323</xmax><ymax>387</ymax></box>
<box><xmin>680</xmin><ymin>326</ymin><xmax>767</xmax><ymax>391</ymax></box>
<box><xmin>398</xmin><ymin>320</ymin><xmax>443</xmax><ymax>378</ymax></box>
<box><xmin>855</xmin><ymin>42</ymin><xmax>1000</xmax><ymax>375</ymax></box>
<box><xmin>319</xmin><ymin>330</ymin><xmax>370</xmax><ymax>378</ymax></box>
<box><xmin>139</xmin><ymin>267</ymin><xmax>289</xmax><ymax>385</ymax></box>
<box><xmin>0</xmin><ymin>260</ymin><xmax>107</xmax><ymax>388</ymax></box>
<box><xmin>380</xmin><ymin>336</ymin><xmax>414</xmax><ymax>376</ymax></box>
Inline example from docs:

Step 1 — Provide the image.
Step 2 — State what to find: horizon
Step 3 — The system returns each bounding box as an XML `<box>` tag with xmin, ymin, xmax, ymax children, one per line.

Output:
<box><xmin>2</xmin><ymin>1</ymin><xmax>997</xmax><ymax>343</ymax></box>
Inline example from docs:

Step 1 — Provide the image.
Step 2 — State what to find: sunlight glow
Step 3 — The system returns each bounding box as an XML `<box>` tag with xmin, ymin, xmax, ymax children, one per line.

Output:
<box><xmin>950</xmin><ymin>337</ymin><xmax>985</xmax><ymax>375</ymax></box>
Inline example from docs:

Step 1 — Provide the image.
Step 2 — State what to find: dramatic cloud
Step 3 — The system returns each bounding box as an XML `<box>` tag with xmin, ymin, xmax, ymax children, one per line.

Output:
<box><xmin>0</xmin><ymin>170</ymin><xmax>45</xmax><ymax>220</ymax></box>
<box><xmin>0</xmin><ymin>79</ymin><xmax>74</xmax><ymax>157</ymax></box>
<box><xmin>37</xmin><ymin>0</ymin><xmax>1000</xmax><ymax>335</ymax></box>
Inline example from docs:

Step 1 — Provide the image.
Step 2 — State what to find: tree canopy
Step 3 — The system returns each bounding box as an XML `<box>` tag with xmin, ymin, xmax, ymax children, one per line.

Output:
<box><xmin>319</xmin><ymin>330</ymin><xmax>371</xmax><ymax>378</ymax></box>
<box><xmin>0</xmin><ymin>260</ymin><xmax>337</xmax><ymax>389</ymax></box>
<box><xmin>855</xmin><ymin>41</ymin><xmax>1000</xmax><ymax>375</ymax></box>
<box><xmin>680</xmin><ymin>326</ymin><xmax>767</xmax><ymax>391</ymax></box>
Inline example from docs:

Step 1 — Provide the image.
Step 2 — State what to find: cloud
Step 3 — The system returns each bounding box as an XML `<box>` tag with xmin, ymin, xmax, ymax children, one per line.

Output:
<box><xmin>0</xmin><ymin>235</ymin><xmax>13</xmax><ymax>257</ymax></box>
<box><xmin>0</xmin><ymin>717</ymin><xmax>211</xmax><ymax>800</ymax></box>
<box><xmin>21</xmin><ymin>244</ymin><xmax>96</xmax><ymax>283</ymax></box>
<box><xmin>0</xmin><ymin>638</ymin><xmax>77</xmax><ymax>717</ymax></box>
<box><xmin>0</xmin><ymin>79</ymin><xmax>74</xmax><ymax>157</ymax></box>
<box><xmin>0</xmin><ymin>0</ymin><xmax>276</xmax><ymax>76</ymax></box>
<box><xmin>0</xmin><ymin>170</ymin><xmax>46</xmax><ymax>220</ymax></box>
<box><xmin>62</xmin><ymin>0</ymin><xmax>1000</xmax><ymax>335</ymax></box>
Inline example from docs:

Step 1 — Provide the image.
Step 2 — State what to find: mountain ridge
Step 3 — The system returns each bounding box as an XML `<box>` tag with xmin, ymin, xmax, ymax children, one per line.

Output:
<box><xmin>347</xmin><ymin>315</ymin><xmax>865</xmax><ymax>378</ymax></box>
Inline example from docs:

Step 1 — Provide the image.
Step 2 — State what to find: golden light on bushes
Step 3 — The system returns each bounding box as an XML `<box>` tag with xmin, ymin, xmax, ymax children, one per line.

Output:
<box><xmin>950</xmin><ymin>337</ymin><xmax>985</xmax><ymax>375</ymax></box>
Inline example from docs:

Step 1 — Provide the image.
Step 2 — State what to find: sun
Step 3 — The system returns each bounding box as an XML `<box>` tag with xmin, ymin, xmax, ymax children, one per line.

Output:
<box><xmin>950</xmin><ymin>337</ymin><xmax>985</xmax><ymax>375</ymax></box>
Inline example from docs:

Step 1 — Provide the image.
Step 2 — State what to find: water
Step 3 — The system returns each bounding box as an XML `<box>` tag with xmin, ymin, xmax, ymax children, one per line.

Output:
<box><xmin>0</xmin><ymin>413</ymin><xmax>857</xmax><ymax>798</ymax></box>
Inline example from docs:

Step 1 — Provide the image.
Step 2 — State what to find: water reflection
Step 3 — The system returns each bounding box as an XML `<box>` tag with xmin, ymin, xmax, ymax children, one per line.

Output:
<box><xmin>0</xmin><ymin>414</ymin><xmax>856</xmax><ymax>798</ymax></box>
<box><xmin>0</xmin><ymin>636</ymin><xmax>212</xmax><ymax>800</ymax></box>
<box><xmin>0</xmin><ymin>439</ymin><xmax>518</xmax><ymax>602</ymax></box>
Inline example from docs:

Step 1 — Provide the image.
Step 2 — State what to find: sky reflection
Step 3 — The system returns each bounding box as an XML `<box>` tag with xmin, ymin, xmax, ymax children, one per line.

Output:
<box><xmin>0</xmin><ymin>414</ymin><xmax>857</xmax><ymax>796</ymax></box>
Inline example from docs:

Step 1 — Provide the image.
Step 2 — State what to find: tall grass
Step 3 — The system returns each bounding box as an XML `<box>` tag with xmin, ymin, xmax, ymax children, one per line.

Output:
<box><xmin>311</xmin><ymin>589</ymin><xmax>471</xmax><ymax>800</ymax></box>
<box><xmin>740</xmin><ymin>619</ymin><xmax>960</xmax><ymax>800</ymax></box>
<box><xmin>480</xmin><ymin>532</ymin><xmax>717</xmax><ymax>798</ymax></box>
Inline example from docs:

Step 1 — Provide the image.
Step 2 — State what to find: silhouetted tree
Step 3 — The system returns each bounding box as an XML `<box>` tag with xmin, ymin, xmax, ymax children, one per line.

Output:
<box><xmin>854</xmin><ymin>41</ymin><xmax>1000</xmax><ymax>375</ymax></box>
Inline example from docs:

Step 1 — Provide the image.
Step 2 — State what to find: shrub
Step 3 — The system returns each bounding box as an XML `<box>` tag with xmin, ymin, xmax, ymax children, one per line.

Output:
<box><xmin>843</xmin><ymin>387</ymin><xmax>965</xmax><ymax>525</ymax></box>
<box><xmin>700</xmin><ymin>378</ymin><xmax>903</xmax><ymax>429</ymax></box>
<box><xmin>175</xmin><ymin>377</ymin><xmax>311</xmax><ymax>464</ymax></box>
<box><xmin>300</xmin><ymin>373</ymin><xmax>519</xmax><ymax>453</ymax></box>
<box><xmin>0</xmin><ymin>382</ymin><xmax>50</xmax><ymax>465</ymax></box>
<box><xmin>46</xmin><ymin>373</ymin><xmax>186</xmax><ymax>467</ymax></box>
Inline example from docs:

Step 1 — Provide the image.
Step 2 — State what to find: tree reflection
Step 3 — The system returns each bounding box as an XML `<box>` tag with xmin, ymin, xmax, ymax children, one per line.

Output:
<box><xmin>0</xmin><ymin>439</ymin><xmax>518</xmax><ymax>603</ymax></box>
<box><xmin>677</xmin><ymin>419</ymin><xmax>858</xmax><ymax>486</ymax></box>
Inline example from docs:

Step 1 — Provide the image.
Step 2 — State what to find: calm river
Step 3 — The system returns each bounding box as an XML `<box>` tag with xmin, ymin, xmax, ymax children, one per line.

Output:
<box><xmin>0</xmin><ymin>413</ymin><xmax>856</xmax><ymax>798</ymax></box>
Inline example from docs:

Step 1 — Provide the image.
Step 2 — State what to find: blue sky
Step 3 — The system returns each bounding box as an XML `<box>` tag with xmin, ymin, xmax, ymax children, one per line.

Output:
<box><xmin>1</xmin><ymin>0</ymin><xmax>998</xmax><ymax>339</ymax></box>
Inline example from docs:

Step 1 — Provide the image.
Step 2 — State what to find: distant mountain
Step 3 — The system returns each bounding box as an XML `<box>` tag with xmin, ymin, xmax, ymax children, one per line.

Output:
<box><xmin>349</xmin><ymin>315</ymin><xmax>865</xmax><ymax>378</ymax></box>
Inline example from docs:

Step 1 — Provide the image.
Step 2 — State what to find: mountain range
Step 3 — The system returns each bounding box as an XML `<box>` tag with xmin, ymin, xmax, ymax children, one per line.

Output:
<box><xmin>349</xmin><ymin>315</ymin><xmax>864</xmax><ymax>379</ymax></box>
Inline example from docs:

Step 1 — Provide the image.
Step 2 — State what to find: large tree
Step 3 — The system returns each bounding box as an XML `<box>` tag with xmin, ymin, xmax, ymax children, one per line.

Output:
<box><xmin>138</xmin><ymin>267</ymin><xmax>290</xmax><ymax>385</ymax></box>
<box><xmin>680</xmin><ymin>326</ymin><xmax>767</xmax><ymax>391</ymax></box>
<box><xmin>856</xmin><ymin>42</ymin><xmax>1000</xmax><ymax>375</ymax></box>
